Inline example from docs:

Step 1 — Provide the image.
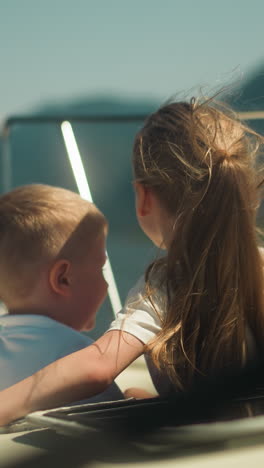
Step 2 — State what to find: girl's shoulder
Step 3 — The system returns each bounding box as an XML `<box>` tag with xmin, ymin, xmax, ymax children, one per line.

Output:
<box><xmin>124</xmin><ymin>275</ymin><xmax>167</xmax><ymax>316</ymax></box>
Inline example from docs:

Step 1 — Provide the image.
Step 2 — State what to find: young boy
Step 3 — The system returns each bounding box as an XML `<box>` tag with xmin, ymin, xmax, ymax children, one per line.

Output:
<box><xmin>0</xmin><ymin>184</ymin><xmax>122</xmax><ymax>401</ymax></box>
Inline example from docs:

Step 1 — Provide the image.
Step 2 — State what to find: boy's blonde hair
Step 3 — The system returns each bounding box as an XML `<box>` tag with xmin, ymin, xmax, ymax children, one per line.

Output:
<box><xmin>0</xmin><ymin>184</ymin><xmax>106</xmax><ymax>304</ymax></box>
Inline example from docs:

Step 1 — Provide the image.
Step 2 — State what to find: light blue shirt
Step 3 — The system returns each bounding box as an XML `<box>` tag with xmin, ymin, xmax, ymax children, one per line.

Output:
<box><xmin>0</xmin><ymin>314</ymin><xmax>123</xmax><ymax>402</ymax></box>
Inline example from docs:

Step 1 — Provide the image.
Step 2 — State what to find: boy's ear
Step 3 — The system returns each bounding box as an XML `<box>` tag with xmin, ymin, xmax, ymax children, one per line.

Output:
<box><xmin>134</xmin><ymin>182</ymin><xmax>153</xmax><ymax>217</ymax></box>
<box><xmin>49</xmin><ymin>259</ymin><xmax>72</xmax><ymax>296</ymax></box>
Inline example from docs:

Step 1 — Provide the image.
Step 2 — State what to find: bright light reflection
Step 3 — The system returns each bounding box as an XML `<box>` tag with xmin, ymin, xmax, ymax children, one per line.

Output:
<box><xmin>61</xmin><ymin>121</ymin><xmax>122</xmax><ymax>317</ymax></box>
<box><xmin>61</xmin><ymin>121</ymin><xmax>93</xmax><ymax>201</ymax></box>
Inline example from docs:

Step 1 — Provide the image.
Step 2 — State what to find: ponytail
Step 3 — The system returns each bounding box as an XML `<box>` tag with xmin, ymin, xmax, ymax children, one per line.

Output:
<box><xmin>134</xmin><ymin>98</ymin><xmax>264</xmax><ymax>390</ymax></box>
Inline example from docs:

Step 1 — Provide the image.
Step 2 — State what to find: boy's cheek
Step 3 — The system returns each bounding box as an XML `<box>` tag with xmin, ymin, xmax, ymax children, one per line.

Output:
<box><xmin>83</xmin><ymin>316</ymin><xmax>96</xmax><ymax>331</ymax></box>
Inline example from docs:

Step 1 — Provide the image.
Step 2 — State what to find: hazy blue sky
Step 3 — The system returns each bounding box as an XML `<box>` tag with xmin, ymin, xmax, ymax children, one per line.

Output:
<box><xmin>0</xmin><ymin>0</ymin><xmax>263</xmax><ymax>118</ymax></box>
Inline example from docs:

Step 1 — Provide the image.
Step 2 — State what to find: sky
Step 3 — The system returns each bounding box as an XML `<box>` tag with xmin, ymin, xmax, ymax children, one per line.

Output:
<box><xmin>0</xmin><ymin>0</ymin><xmax>263</xmax><ymax>119</ymax></box>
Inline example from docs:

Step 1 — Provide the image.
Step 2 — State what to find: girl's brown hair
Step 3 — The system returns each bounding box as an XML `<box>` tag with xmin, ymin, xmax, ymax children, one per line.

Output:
<box><xmin>133</xmin><ymin>98</ymin><xmax>264</xmax><ymax>390</ymax></box>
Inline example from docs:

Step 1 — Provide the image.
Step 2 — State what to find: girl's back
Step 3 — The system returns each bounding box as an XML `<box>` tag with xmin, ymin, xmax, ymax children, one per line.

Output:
<box><xmin>132</xmin><ymin>98</ymin><xmax>264</xmax><ymax>390</ymax></box>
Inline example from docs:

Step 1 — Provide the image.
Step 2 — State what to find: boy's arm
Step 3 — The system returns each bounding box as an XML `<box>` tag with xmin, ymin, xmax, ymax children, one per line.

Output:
<box><xmin>0</xmin><ymin>330</ymin><xmax>144</xmax><ymax>426</ymax></box>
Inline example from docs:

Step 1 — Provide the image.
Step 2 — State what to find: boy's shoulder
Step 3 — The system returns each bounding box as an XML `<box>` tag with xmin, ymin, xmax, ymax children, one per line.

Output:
<box><xmin>0</xmin><ymin>314</ymin><xmax>94</xmax><ymax>392</ymax></box>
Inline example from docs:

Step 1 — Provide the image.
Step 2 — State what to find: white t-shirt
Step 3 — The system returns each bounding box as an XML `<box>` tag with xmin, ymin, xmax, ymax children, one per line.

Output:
<box><xmin>108</xmin><ymin>276</ymin><xmax>174</xmax><ymax>395</ymax></box>
<box><xmin>0</xmin><ymin>314</ymin><xmax>123</xmax><ymax>402</ymax></box>
<box><xmin>108</xmin><ymin>276</ymin><xmax>163</xmax><ymax>344</ymax></box>
<box><xmin>108</xmin><ymin>276</ymin><xmax>258</xmax><ymax>395</ymax></box>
